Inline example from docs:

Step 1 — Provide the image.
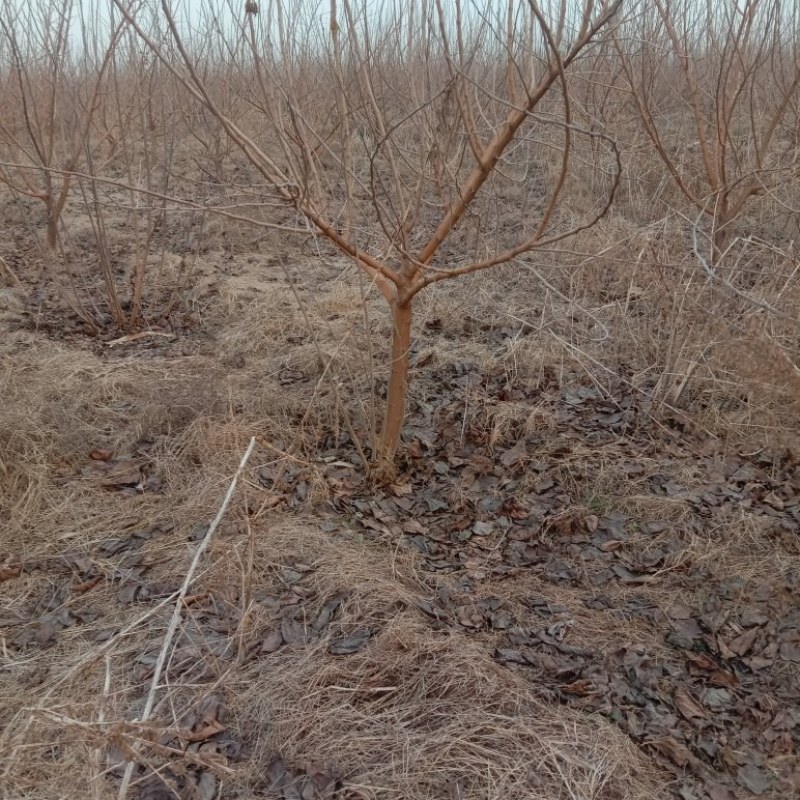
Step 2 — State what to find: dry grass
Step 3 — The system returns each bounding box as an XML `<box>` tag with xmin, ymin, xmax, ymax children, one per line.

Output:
<box><xmin>1</xmin><ymin>518</ymin><xmax>671</xmax><ymax>800</ymax></box>
<box><xmin>3</xmin><ymin>230</ymin><xmax>800</xmax><ymax>799</ymax></box>
<box><xmin>2</xmin><ymin>115</ymin><xmax>799</xmax><ymax>800</ymax></box>
<box><xmin>0</xmin><ymin>340</ymin><xmax>238</xmax><ymax>546</ymax></box>
<box><xmin>2</xmin><ymin>7</ymin><xmax>800</xmax><ymax>794</ymax></box>
<box><xmin>223</xmin><ymin>525</ymin><xmax>669</xmax><ymax>800</ymax></box>
<box><xmin>0</xmin><ymin>276</ymin><xmax>678</xmax><ymax>800</ymax></box>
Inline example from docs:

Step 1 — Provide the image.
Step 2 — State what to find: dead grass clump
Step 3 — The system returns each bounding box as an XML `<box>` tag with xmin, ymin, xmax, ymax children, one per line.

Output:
<box><xmin>219</xmin><ymin>524</ymin><xmax>669</xmax><ymax>800</ymax></box>
<box><xmin>617</xmin><ymin>494</ymin><xmax>693</xmax><ymax>525</ymax></box>
<box><xmin>680</xmin><ymin>508</ymin><xmax>800</xmax><ymax>585</ymax></box>
<box><xmin>0</xmin><ymin>342</ymin><xmax>228</xmax><ymax>465</ymax></box>
<box><xmin>212</xmin><ymin>265</ymin><xmax>392</xmax><ymax>444</ymax></box>
<box><xmin>481</xmin><ymin>400</ymin><xmax>544</xmax><ymax>447</ymax></box>
<box><xmin>0</xmin><ymin>337</ymin><xmax>240</xmax><ymax>556</ymax></box>
<box><xmin>215</xmin><ymin>265</ymin><xmax>383</xmax><ymax>362</ymax></box>
<box><xmin>1</xmin><ymin>518</ymin><xmax>669</xmax><ymax>800</ymax></box>
<box><xmin>498</xmin><ymin>335</ymin><xmax>567</xmax><ymax>393</ymax></box>
<box><xmin>692</xmin><ymin>321</ymin><xmax>800</xmax><ymax>452</ymax></box>
<box><xmin>236</xmin><ymin>631</ymin><xmax>667</xmax><ymax>800</ymax></box>
<box><xmin>216</xmin><ymin>278</ymin><xmax>311</xmax><ymax>357</ymax></box>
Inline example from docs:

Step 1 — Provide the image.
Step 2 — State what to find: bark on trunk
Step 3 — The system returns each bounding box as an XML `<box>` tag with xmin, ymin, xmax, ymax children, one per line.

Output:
<box><xmin>712</xmin><ymin>223</ymin><xmax>729</xmax><ymax>260</ymax></box>
<box><xmin>375</xmin><ymin>299</ymin><xmax>412</xmax><ymax>465</ymax></box>
<box><xmin>46</xmin><ymin>210</ymin><xmax>58</xmax><ymax>250</ymax></box>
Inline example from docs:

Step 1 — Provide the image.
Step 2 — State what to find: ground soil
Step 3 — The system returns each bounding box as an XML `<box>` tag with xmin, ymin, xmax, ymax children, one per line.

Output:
<box><xmin>1</xmin><ymin>211</ymin><xmax>799</xmax><ymax>800</ymax></box>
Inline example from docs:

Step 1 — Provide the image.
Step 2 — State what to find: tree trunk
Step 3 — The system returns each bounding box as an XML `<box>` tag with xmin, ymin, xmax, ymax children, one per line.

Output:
<box><xmin>711</xmin><ymin>195</ymin><xmax>732</xmax><ymax>260</ymax></box>
<box><xmin>375</xmin><ymin>298</ymin><xmax>412</xmax><ymax>466</ymax></box>
<box><xmin>46</xmin><ymin>208</ymin><xmax>58</xmax><ymax>249</ymax></box>
<box><xmin>712</xmin><ymin>222</ymin><xmax>729</xmax><ymax>260</ymax></box>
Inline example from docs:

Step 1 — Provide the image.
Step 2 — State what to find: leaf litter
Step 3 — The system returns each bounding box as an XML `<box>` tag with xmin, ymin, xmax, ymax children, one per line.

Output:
<box><xmin>240</xmin><ymin>362</ymin><xmax>800</xmax><ymax>799</ymax></box>
<box><xmin>3</xmin><ymin>351</ymin><xmax>800</xmax><ymax>799</ymax></box>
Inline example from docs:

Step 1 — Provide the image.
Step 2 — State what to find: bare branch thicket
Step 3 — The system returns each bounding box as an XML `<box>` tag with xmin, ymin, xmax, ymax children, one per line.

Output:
<box><xmin>0</xmin><ymin>0</ymin><xmax>125</xmax><ymax>250</ymax></box>
<box><xmin>75</xmin><ymin>50</ymin><xmax>174</xmax><ymax>331</ymax></box>
<box><xmin>112</xmin><ymin>0</ymin><xmax>625</xmax><ymax>468</ymax></box>
<box><xmin>0</xmin><ymin>2</ymin><xmax>190</xmax><ymax>332</ymax></box>
<box><xmin>607</xmin><ymin>1</ymin><xmax>800</xmax><ymax>408</ymax></box>
<box><xmin>76</xmin><ymin>21</ymin><xmax>180</xmax><ymax>332</ymax></box>
<box><xmin>170</xmin><ymin>1</ymin><xmax>250</xmax><ymax>185</ymax></box>
<box><xmin>615</xmin><ymin>0</ymin><xmax>800</xmax><ymax>257</ymax></box>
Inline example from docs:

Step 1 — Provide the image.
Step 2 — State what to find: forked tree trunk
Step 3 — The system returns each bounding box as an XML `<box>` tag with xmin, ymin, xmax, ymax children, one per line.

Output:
<box><xmin>110</xmin><ymin>0</ymin><xmax>625</xmax><ymax>469</ymax></box>
<box><xmin>376</xmin><ymin>299</ymin><xmax>412</xmax><ymax>465</ymax></box>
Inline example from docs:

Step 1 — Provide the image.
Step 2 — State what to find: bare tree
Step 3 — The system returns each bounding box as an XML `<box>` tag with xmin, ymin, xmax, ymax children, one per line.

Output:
<box><xmin>0</xmin><ymin>0</ymin><xmax>124</xmax><ymax>249</ymax></box>
<box><xmin>615</xmin><ymin>0</ymin><xmax>800</xmax><ymax>256</ymax></box>
<box><xmin>113</xmin><ymin>0</ymin><xmax>624</xmax><ymax>468</ymax></box>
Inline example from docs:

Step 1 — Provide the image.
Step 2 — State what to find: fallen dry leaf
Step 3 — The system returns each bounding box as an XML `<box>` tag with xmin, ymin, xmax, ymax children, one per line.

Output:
<box><xmin>737</xmin><ymin>764</ymin><xmax>770</xmax><ymax>795</ymax></box>
<box><xmin>139</xmin><ymin>780</ymin><xmax>174</xmax><ymax>800</ymax></box>
<box><xmin>0</xmin><ymin>556</ymin><xmax>22</xmax><ymax>582</ymax></box>
<box><xmin>71</xmin><ymin>574</ymin><xmax>103</xmax><ymax>593</ymax></box>
<box><xmin>193</xmin><ymin>771</ymin><xmax>217</xmax><ymax>800</ymax></box>
<box><xmin>35</xmin><ymin>618</ymin><xmax>58</xmax><ymax>648</ymax></box>
<box><xmin>728</xmin><ymin>628</ymin><xmax>759</xmax><ymax>657</ymax></box>
<box><xmin>89</xmin><ymin>448</ymin><xmax>113</xmax><ymax>461</ymax></box>
<box><xmin>329</xmin><ymin>629</ymin><xmax>372</xmax><ymax>655</ymax></box>
<box><xmin>261</xmin><ymin>629</ymin><xmax>284</xmax><ymax>654</ymax></box>
<box><xmin>97</xmin><ymin>459</ymin><xmax>143</xmax><ymax>488</ymax></box>
<box><xmin>281</xmin><ymin>617</ymin><xmax>311</xmax><ymax>645</ymax></box>
<box><xmin>312</xmin><ymin>593</ymin><xmax>346</xmax><ymax>633</ymax></box>
<box><xmin>501</xmin><ymin>440</ymin><xmax>527</xmax><ymax>467</ymax></box>
<box><xmin>709</xmin><ymin>669</ymin><xmax>738</xmax><ymax>688</ymax></box>
<box><xmin>305</xmin><ymin>760</ymin><xmax>340</xmax><ymax>800</ymax></box>
<box><xmin>686</xmin><ymin>653</ymin><xmax>717</xmax><ymax>672</ymax></box>
<box><xmin>674</xmin><ymin>687</ymin><xmax>706</xmax><ymax>722</ymax></box>
<box><xmin>779</xmin><ymin>640</ymin><xmax>800</xmax><ymax>662</ymax></box>
<box><xmin>704</xmin><ymin>783</ymin><xmax>737</xmax><ymax>800</ymax></box>
<box><xmin>179</xmin><ymin>721</ymin><xmax>225</xmax><ymax>742</ymax></box>
<box><xmin>560</xmin><ymin>679</ymin><xmax>595</xmax><ymax>696</ymax></box>
<box><xmin>611</xmin><ymin>564</ymin><xmax>654</xmax><ymax>585</ymax></box>
<box><xmin>266</xmin><ymin>757</ymin><xmax>296</xmax><ymax>799</ymax></box>
<box><xmin>649</xmin><ymin>736</ymin><xmax>693</xmax><ymax>768</ymax></box>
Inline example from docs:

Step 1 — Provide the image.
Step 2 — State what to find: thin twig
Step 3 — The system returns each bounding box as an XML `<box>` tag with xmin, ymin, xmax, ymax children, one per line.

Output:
<box><xmin>116</xmin><ymin>436</ymin><xmax>256</xmax><ymax>800</ymax></box>
<box><xmin>106</xmin><ymin>331</ymin><xmax>176</xmax><ymax>347</ymax></box>
<box><xmin>688</xmin><ymin>207</ymin><xmax>799</xmax><ymax>326</ymax></box>
<box><xmin>0</xmin><ymin>255</ymin><xmax>21</xmax><ymax>286</ymax></box>
<box><xmin>92</xmin><ymin>655</ymin><xmax>113</xmax><ymax>800</ymax></box>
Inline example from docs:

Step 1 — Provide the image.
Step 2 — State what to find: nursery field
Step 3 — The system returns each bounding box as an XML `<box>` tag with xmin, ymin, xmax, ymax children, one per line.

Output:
<box><xmin>1</xmin><ymin>2</ymin><xmax>800</xmax><ymax>799</ymax></box>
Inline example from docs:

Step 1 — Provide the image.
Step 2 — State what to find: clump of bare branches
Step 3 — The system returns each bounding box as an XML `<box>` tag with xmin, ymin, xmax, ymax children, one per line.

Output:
<box><xmin>615</xmin><ymin>0</ymin><xmax>800</xmax><ymax>256</ymax></box>
<box><xmin>0</xmin><ymin>0</ymin><xmax>124</xmax><ymax>249</ymax></box>
<box><xmin>111</xmin><ymin>0</ymin><xmax>624</xmax><ymax>467</ymax></box>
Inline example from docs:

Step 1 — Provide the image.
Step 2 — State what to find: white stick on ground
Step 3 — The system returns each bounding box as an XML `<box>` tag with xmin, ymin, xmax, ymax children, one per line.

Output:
<box><xmin>116</xmin><ymin>436</ymin><xmax>257</xmax><ymax>800</ymax></box>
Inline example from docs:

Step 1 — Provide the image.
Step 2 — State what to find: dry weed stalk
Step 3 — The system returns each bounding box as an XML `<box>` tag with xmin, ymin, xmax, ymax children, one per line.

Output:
<box><xmin>116</xmin><ymin>436</ymin><xmax>255</xmax><ymax>799</ymax></box>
